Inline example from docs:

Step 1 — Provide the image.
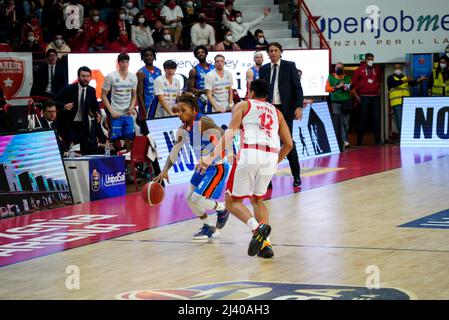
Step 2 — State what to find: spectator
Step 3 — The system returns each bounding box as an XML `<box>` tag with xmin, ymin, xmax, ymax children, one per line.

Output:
<box><xmin>41</xmin><ymin>0</ymin><xmax>64</xmax><ymax>43</ymax></box>
<box><xmin>254</xmin><ymin>29</ymin><xmax>269</xmax><ymax>50</ymax></box>
<box><xmin>84</xmin><ymin>9</ymin><xmax>109</xmax><ymax>52</ymax></box>
<box><xmin>137</xmin><ymin>47</ymin><xmax>162</xmax><ymax>120</ymax></box>
<box><xmin>190</xmin><ymin>13</ymin><xmax>215</xmax><ymax>50</ymax></box>
<box><xmin>428</xmin><ymin>57</ymin><xmax>449</xmax><ymax>97</ymax></box>
<box><xmin>223</xmin><ymin>0</ymin><xmax>236</xmax><ymax>22</ymax></box>
<box><xmin>351</xmin><ymin>53</ymin><xmax>383</xmax><ymax>145</ymax></box>
<box><xmin>222</xmin><ymin>7</ymin><xmax>270</xmax><ymax>45</ymax></box>
<box><xmin>0</xmin><ymin>0</ymin><xmax>18</xmax><ymax>43</ymax></box>
<box><xmin>108</xmin><ymin>30</ymin><xmax>139</xmax><ymax>53</ymax></box>
<box><xmin>154</xmin><ymin>27</ymin><xmax>178</xmax><ymax>52</ymax></box>
<box><xmin>46</xmin><ymin>34</ymin><xmax>71</xmax><ymax>58</ymax></box>
<box><xmin>152</xmin><ymin>17</ymin><xmax>165</xmax><ymax>45</ymax></box>
<box><xmin>154</xmin><ymin>60</ymin><xmax>181</xmax><ymax>118</ymax></box>
<box><xmin>387</xmin><ymin>64</ymin><xmax>425</xmax><ymax>135</ymax></box>
<box><xmin>214</xmin><ymin>29</ymin><xmax>240</xmax><ymax>51</ymax></box>
<box><xmin>160</xmin><ymin>0</ymin><xmax>183</xmax><ymax>45</ymax></box>
<box><xmin>67</xmin><ymin>28</ymin><xmax>87</xmax><ymax>52</ymax></box>
<box><xmin>245</xmin><ymin>51</ymin><xmax>263</xmax><ymax>98</ymax></box>
<box><xmin>187</xmin><ymin>45</ymin><xmax>215</xmax><ymax>113</ymax></box>
<box><xmin>55</xmin><ymin>66</ymin><xmax>99</xmax><ymax>155</ymax></box>
<box><xmin>131</xmin><ymin>12</ymin><xmax>154</xmax><ymax>50</ymax></box>
<box><xmin>109</xmin><ymin>7</ymin><xmax>131</xmax><ymax>42</ymax></box>
<box><xmin>22</xmin><ymin>14</ymin><xmax>44</xmax><ymax>46</ymax></box>
<box><xmin>205</xmin><ymin>54</ymin><xmax>234</xmax><ymax>113</ymax></box>
<box><xmin>101</xmin><ymin>53</ymin><xmax>138</xmax><ymax>152</ymax></box>
<box><xmin>18</xmin><ymin>30</ymin><xmax>44</xmax><ymax>59</ymax></box>
<box><xmin>96</xmin><ymin>0</ymin><xmax>122</xmax><ymax>25</ymax></box>
<box><xmin>124</xmin><ymin>0</ymin><xmax>139</xmax><ymax>23</ymax></box>
<box><xmin>31</xmin><ymin>49</ymin><xmax>68</xmax><ymax>99</ymax></box>
<box><xmin>325</xmin><ymin>62</ymin><xmax>354</xmax><ymax>148</ymax></box>
<box><xmin>180</xmin><ymin>0</ymin><xmax>199</xmax><ymax>49</ymax></box>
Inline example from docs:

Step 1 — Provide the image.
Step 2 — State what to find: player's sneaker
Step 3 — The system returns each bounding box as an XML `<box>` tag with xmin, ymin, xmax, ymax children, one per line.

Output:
<box><xmin>248</xmin><ymin>223</ymin><xmax>271</xmax><ymax>256</ymax></box>
<box><xmin>258</xmin><ymin>245</ymin><xmax>274</xmax><ymax>258</ymax></box>
<box><xmin>216</xmin><ymin>209</ymin><xmax>229</xmax><ymax>229</ymax></box>
<box><xmin>192</xmin><ymin>224</ymin><xmax>219</xmax><ymax>240</ymax></box>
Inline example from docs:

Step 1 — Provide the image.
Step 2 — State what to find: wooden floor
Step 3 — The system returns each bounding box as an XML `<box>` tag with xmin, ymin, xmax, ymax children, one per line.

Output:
<box><xmin>1</xmin><ymin>148</ymin><xmax>449</xmax><ymax>300</ymax></box>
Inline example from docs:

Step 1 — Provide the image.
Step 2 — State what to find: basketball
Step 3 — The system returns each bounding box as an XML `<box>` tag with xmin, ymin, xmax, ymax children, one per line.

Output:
<box><xmin>142</xmin><ymin>182</ymin><xmax>165</xmax><ymax>206</ymax></box>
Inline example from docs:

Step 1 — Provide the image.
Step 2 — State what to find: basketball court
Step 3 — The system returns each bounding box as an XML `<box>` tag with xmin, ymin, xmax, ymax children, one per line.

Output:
<box><xmin>1</xmin><ymin>145</ymin><xmax>449</xmax><ymax>300</ymax></box>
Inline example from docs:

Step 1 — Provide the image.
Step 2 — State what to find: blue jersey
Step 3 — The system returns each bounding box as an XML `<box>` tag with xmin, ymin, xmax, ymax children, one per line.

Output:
<box><xmin>184</xmin><ymin>113</ymin><xmax>225</xmax><ymax>166</ymax></box>
<box><xmin>194</xmin><ymin>63</ymin><xmax>215</xmax><ymax>90</ymax></box>
<box><xmin>251</xmin><ymin>66</ymin><xmax>260</xmax><ymax>80</ymax></box>
<box><xmin>140</xmin><ymin>66</ymin><xmax>162</xmax><ymax>119</ymax></box>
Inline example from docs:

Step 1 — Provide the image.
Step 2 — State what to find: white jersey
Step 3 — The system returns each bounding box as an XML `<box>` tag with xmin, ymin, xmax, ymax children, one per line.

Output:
<box><xmin>102</xmin><ymin>71</ymin><xmax>138</xmax><ymax>114</ymax></box>
<box><xmin>154</xmin><ymin>74</ymin><xmax>181</xmax><ymax>118</ymax></box>
<box><xmin>205</xmin><ymin>69</ymin><xmax>233</xmax><ymax>111</ymax></box>
<box><xmin>242</xmin><ymin>99</ymin><xmax>280</xmax><ymax>150</ymax></box>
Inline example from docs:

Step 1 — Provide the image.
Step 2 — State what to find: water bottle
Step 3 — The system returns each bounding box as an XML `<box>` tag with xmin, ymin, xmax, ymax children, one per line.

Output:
<box><xmin>105</xmin><ymin>141</ymin><xmax>111</xmax><ymax>156</ymax></box>
<box><xmin>68</xmin><ymin>145</ymin><xmax>75</xmax><ymax>158</ymax></box>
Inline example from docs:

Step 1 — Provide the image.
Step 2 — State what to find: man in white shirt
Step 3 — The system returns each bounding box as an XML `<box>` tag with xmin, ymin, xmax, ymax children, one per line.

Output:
<box><xmin>205</xmin><ymin>54</ymin><xmax>234</xmax><ymax>113</ymax></box>
<box><xmin>190</xmin><ymin>14</ymin><xmax>216</xmax><ymax>50</ymax></box>
<box><xmin>160</xmin><ymin>0</ymin><xmax>184</xmax><ymax>45</ymax></box>
<box><xmin>222</xmin><ymin>7</ymin><xmax>271</xmax><ymax>43</ymax></box>
<box><xmin>154</xmin><ymin>60</ymin><xmax>181</xmax><ymax>118</ymax></box>
<box><xmin>101</xmin><ymin>53</ymin><xmax>138</xmax><ymax>152</ymax></box>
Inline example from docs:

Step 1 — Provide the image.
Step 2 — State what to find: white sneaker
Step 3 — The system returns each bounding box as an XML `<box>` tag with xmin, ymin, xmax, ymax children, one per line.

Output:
<box><xmin>344</xmin><ymin>141</ymin><xmax>350</xmax><ymax>147</ymax></box>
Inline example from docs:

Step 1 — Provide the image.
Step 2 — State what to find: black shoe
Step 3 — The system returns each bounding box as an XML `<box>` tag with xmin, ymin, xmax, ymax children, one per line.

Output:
<box><xmin>248</xmin><ymin>223</ymin><xmax>271</xmax><ymax>256</ymax></box>
<box><xmin>293</xmin><ymin>177</ymin><xmax>301</xmax><ymax>187</ymax></box>
<box><xmin>258</xmin><ymin>245</ymin><xmax>274</xmax><ymax>258</ymax></box>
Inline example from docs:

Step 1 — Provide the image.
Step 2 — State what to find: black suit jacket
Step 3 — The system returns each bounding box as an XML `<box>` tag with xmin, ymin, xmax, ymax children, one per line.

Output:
<box><xmin>54</xmin><ymin>83</ymin><xmax>99</xmax><ymax>128</ymax></box>
<box><xmin>259</xmin><ymin>59</ymin><xmax>304</xmax><ymax>120</ymax></box>
<box><xmin>39</xmin><ymin>117</ymin><xmax>57</xmax><ymax>129</ymax></box>
<box><xmin>30</xmin><ymin>62</ymin><xmax>67</xmax><ymax>97</ymax></box>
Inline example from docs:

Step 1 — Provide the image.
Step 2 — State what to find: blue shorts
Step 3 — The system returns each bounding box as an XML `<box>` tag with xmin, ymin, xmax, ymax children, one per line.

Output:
<box><xmin>190</xmin><ymin>163</ymin><xmax>230</xmax><ymax>199</ymax></box>
<box><xmin>197</xmin><ymin>98</ymin><xmax>213</xmax><ymax>114</ymax></box>
<box><xmin>110</xmin><ymin>115</ymin><xmax>135</xmax><ymax>140</ymax></box>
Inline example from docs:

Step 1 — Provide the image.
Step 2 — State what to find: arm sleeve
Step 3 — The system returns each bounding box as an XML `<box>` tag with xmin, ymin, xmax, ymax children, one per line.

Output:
<box><xmin>246</xmin><ymin>15</ymin><xmax>265</xmax><ymax>30</ymax></box>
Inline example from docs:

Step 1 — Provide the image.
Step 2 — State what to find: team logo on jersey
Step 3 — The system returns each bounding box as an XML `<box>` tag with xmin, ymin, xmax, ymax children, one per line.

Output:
<box><xmin>0</xmin><ymin>58</ymin><xmax>25</xmax><ymax>98</ymax></box>
<box><xmin>116</xmin><ymin>281</ymin><xmax>416</xmax><ymax>300</ymax></box>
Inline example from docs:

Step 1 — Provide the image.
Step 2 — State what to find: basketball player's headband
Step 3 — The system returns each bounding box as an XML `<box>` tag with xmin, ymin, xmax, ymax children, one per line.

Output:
<box><xmin>254</xmin><ymin>51</ymin><xmax>264</xmax><ymax>57</ymax></box>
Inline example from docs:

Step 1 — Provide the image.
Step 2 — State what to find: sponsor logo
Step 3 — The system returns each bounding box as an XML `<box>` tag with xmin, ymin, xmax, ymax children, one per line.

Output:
<box><xmin>91</xmin><ymin>169</ymin><xmax>100</xmax><ymax>192</ymax></box>
<box><xmin>0</xmin><ymin>58</ymin><xmax>25</xmax><ymax>98</ymax></box>
<box><xmin>104</xmin><ymin>172</ymin><xmax>126</xmax><ymax>187</ymax></box>
<box><xmin>116</xmin><ymin>281</ymin><xmax>416</xmax><ymax>300</ymax></box>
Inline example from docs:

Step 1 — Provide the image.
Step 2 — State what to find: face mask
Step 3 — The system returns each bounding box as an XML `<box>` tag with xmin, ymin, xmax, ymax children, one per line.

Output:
<box><xmin>164</xmin><ymin>34</ymin><xmax>172</xmax><ymax>41</ymax></box>
<box><xmin>226</xmin><ymin>35</ymin><xmax>233</xmax><ymax>42</ymax></box>
<box><xmin>236</xmin><ymin>16</ymin><xmax>242</xmax><ymax>24</ymax></box>
<box><xmin>394</xmin><ymin>69</ymin><xmax>402</xmax><ymax>76</ymax></box>
<box><xmin>367</xmin><ymin>60</ymin><xmax>374</xmax><ymax>67</ymax></box>
<box><xmin>335</xmin><ymin>68</ymin><xmax>343</xmax><ymax>75</ymax></box>
<box><xmin>119</xmin><ymin>13</ymin><xmax>126</xmax><ymax>20</ymax></box>
<box><xmin>138</xmin><ymin>17</ymin><xmax>145</xmax><ymax>24</ymax></box>
<box><xmin>258</xmin><ymin>37</ymin><xmax>265</xmax><ymax>44</ymax></box>
<box><xmin>55</xmin><ymin>39</ymin><xmax>63</xmax><ymax>47</ymax></box>
<box><xmin>92</xmin><ymin>15</ymin><xmax>100</xmax><ymax>22</ymax></box>
<box><xmin>186</xmin><ymin>1</ymin><xmax>193</xmax><ymax>7</ymax></box>
<box><xmin>126</xmin><ymin>2</ymin><xmax>133</xmax><ymax>8</ymax></box>
<box><xmin>441</xmin><ymin>63</ymin><xmax>447</xmax><ymax>69</ymax></box>
<box><xmin>28</xmin><ymin>36</ymin><xmax>35</xmax><ymax>42</ymax></box>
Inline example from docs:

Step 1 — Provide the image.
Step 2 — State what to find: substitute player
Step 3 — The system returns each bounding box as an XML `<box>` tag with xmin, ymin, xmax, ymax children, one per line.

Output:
<box><xmin>153</xmin><ymin>93</ymin><xmax>230</xmax><ymax>240</ymax></box>
<box><xmin>200</xmin><ymin>79</ymin><xmax>293</xmax><ymax>257</ymax></box>
<box><xmin>137</xmin><ymin>47</ymin><xmax>162</xmax><ymax>120</ymax></box>
<box><xmin>205</xmin><ymin>54</ymin><xmax>234</xmax><ymax>113</ymax></box>
<box><xmin>245</xmin><ymin>51</ymin><xmax>263</xmax><ymax>98</ymax></box>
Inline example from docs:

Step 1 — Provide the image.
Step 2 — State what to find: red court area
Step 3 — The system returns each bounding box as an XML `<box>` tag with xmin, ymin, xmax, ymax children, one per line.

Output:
<box><xmin>1</xmin><ymin>145</ymin><xmax>448</xmax><ymax>267</ymax></box>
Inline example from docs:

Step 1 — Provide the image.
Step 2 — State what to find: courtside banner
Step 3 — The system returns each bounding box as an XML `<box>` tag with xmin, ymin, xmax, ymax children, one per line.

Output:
<box><xmin>0</xmin><ymin>52</ymin><xmax>33</xmax><ymax>105</ymax></box>
<box><xmin>401</xmin><ymin>97</ymin><xmax>449</xmax><ymax>147</ymax></box>
<box><xmin>89</xmin><ymin>156</ymin><xmax>126</xmax><ymax>201</ymax></box>
<box><xmin>67</xmin><ymin>50</ymin><xmax>329</xmax><ymax>98</ymax></box>
<box><xmin>146</xmin><ymin>102</ymin><xmax>339</xmax><ymax>185</ymax></box>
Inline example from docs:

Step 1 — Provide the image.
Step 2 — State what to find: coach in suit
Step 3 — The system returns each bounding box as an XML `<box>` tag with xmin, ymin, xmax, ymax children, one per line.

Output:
<box><xmin>55</xmin><ymin>66</ymin><xmax>99</xmax><ymax>155</ymax></box>
<box><xmin>30</xmin><ymin>49</ymin><xmax>67</xmax><ymax>99</ymax></box>
<box><xmin>259</xmin><ymin>42</ymin><xmax>304</xmax><ymax>187</ymax></box>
